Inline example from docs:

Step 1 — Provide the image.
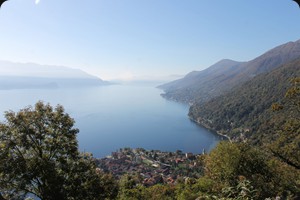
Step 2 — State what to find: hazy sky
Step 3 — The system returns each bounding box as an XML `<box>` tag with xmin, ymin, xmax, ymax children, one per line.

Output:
<box><xmin>0</xmin><ymin>0</ymin><xmax>299</xmax><ymax>81</ymax></box>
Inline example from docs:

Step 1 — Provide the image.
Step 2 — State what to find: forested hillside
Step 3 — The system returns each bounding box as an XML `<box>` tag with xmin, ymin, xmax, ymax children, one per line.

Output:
<box><xmin>189</xmin><ymin>60</ymin><xmax>300</xmax><ymax>144</ymax></box>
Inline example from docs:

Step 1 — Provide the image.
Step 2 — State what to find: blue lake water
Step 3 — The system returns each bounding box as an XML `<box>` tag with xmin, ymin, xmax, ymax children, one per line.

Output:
<box><xmin>0</xmin><ymin>85</ymin><xmax>221</xmax><ymax>157</ymax></box>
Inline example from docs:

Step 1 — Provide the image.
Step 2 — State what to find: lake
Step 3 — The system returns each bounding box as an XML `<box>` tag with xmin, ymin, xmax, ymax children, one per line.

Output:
<box><xmin>0</xmin><ymin>84</ymin><xmax>221</xmax><ymax>157</ymax></box>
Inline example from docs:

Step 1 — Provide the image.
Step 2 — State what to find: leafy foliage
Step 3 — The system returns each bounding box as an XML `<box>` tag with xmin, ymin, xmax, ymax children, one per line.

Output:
<box><xmin>0</xmin><ymin>101</ymin><xmax>117</xmax><ymax>200</ymax></box>
<box><xmin>269</xmin><ymin>77</ymin><xmax>300</xmax><ymax>169</ymax></box>
<box><xmin>204</xmin><ymin>142</ymin><xmax>300</xmax><ymax>199</ymax></box>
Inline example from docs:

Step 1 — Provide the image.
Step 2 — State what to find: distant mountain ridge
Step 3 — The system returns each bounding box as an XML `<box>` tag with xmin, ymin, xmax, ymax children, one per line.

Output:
<box><xmin>0</xmin><ymin>60</ymin><xmax>98</xmax><ymax>79</ymax></box>
<box><xmin>159</xmin><ymin>39</ymin><xmax>300</xmax><ymax>104</ymax></box>
<box><xmin>0</xmin><ymin>61</ymin><xmax>109</xmax><ymax>89</ymax></box>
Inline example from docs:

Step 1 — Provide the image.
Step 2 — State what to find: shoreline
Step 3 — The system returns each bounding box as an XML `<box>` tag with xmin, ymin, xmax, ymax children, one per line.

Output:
<box><xmin>188</xmin><ymin>116</ymin><xmax>232</xmax><ymax>142</ymax></box>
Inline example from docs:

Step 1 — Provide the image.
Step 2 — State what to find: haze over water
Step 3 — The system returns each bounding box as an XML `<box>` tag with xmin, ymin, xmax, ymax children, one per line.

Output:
<box><xmin>0</xmin><ymin>85</ymin><xmax>221</xmax><ymax>157</ymax></box>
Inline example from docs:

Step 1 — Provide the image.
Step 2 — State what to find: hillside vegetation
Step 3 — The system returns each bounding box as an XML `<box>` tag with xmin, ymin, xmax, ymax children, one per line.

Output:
<box><xmin>189</xmin><ymin>58</ymin><xmax>300</xmax><ymax>144</ymax></box>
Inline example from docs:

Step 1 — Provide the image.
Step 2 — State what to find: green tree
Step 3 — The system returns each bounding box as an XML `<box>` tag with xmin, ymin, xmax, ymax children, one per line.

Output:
<box><xmin>204</xmin><ymin>141</ymin><xmax>241</xmax><ymax>187</ymax></box>
<box><xmin>144</xmin><ymin>184</ymin><xmax>175</xmax><ymax>200</ymax></box>
<box><xmin>270</xmin><ymin>77</ymin><xmax>300</xmax><ymax>169</ymax></box>
<box><xmin>117</xmin><ymin>174</ymin><xmax>145</xmax><ymax>200</ymax></box>
<box><xmin>0</xmin><ymin>101</ymin><xmax>116</xmax><ymax>200</ymax></box>
<box><xmin>204</xmin><ymin>141</ymin><xmax>300</xmax><ymax>199</ymax></box>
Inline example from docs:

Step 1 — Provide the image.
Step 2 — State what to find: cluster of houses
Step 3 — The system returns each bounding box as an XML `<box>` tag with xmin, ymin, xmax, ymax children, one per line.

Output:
<box><xmin>96</xmin><ymin>147</ymin><xmax>205</xmax><ymax>186</ymax></box>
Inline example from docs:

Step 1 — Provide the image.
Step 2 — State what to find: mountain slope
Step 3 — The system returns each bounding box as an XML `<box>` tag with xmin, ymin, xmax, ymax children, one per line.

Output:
<box><xmin>0</xmin><ymin>61</ymin><xmax>109</xmax><ymax>89</ymax></box>
<box><xmin>188</xmin><ymin>58</ymin><xmax>300</xmax><ymax>144</ymax></box>
<box><xmin>159</xmin><ymin>39</ymin><xmax>300</xmax><ymax>104</ymax></box>
<box><xmin>158</xmin><ymin>59</ymin><xmax>245</xmax><ymax>103</ymax></box>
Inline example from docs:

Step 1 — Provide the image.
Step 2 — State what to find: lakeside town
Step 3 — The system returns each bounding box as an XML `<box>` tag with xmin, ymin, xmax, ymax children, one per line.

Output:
<box><xmin>96</xmin><ymin>147</ymin><xmax>206</xmax><ymax>186</ymax></box>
